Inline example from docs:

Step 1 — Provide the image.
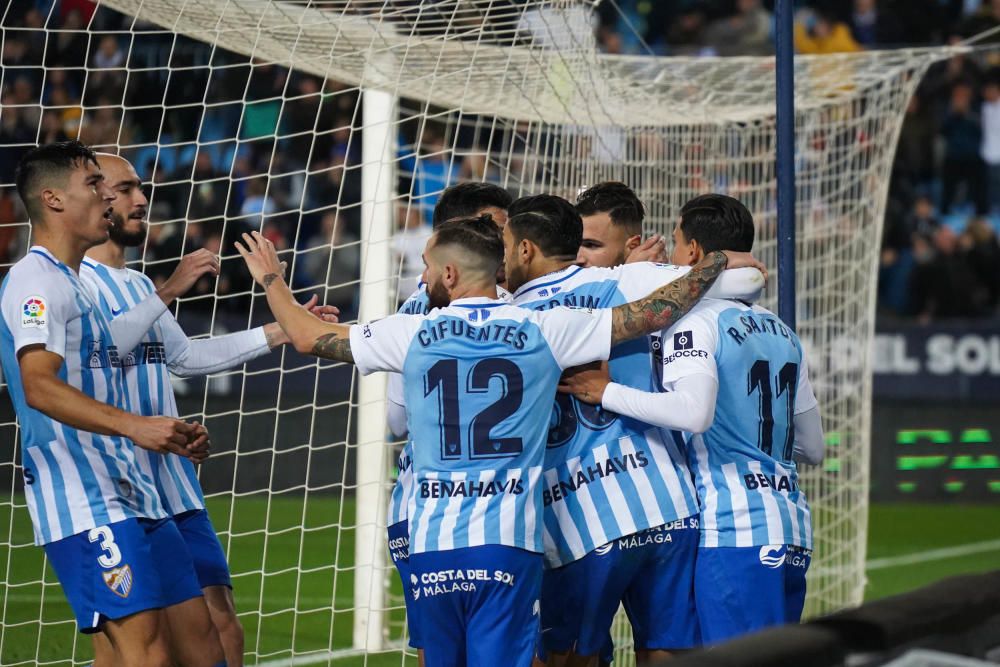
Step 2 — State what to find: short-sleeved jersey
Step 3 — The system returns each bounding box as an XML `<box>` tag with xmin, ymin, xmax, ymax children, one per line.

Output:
<box><xmin>513</xmin><ymin>263</ymin><xmax>700</xmax><ymax>567</ymax></box>
<box><xmin>351</xmin><ymin>297</ymin><xmax>612</xmax><ymax>555</ymax></box>
<box><xmin>0</xmin><ymin>247</ymin><xmax>166</xmax><ymax>545</ymax></box>
<box><xmin>386</xmin><ymin>283</ymin><xmax>512</xmax><ymax>528</ymax></box>
<box><xmin>79</xmin><ymin>258</ymin><xmax>205</xmax><ymax>516</ymax></box>
<box><xmin>656</xmin><ymin>299</ymin><xmax>818</xmax><ymax>549</ymax></box>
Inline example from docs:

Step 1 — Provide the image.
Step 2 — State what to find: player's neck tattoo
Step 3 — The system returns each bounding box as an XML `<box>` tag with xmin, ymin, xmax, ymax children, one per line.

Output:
<box><xmin>262</xmin><ymin>273</ymin><xmax>280</xmax><ymax>289</ymax></box>
<box><xmin>311</xmin><ymin>332</ymin><xmax>353</xmax><ymax>363</ymax></box>
<box><xmin>610</xmin><ymin>250</ymin><xmax>727</xmax><ymax>345</ymax></box>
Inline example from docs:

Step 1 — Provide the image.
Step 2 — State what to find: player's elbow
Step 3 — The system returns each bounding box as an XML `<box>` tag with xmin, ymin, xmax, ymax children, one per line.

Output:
<box><xmin>22</xmin><ymin>375</ymin><xmax>52</xmax><ymax>412</ymax></box>
<box><xmin>794</xmin><ymin>443</ymin><xmax>825</xmax><ymax>466</ymax></box>
<box><xmin>686</xmin><ymin>409</ymin><xmax>714</xmax><ymax>434</ymax></box>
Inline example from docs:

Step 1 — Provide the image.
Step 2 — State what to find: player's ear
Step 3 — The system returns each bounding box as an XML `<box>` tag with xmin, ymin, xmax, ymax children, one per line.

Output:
<box><xmin>688</xmin><ymin>238</ymin><xmax>704</xmax><ymax>264</ymax></box>
<box><xmin>518</xmin><ymin>238</ymin><xmax>534</xmax><ymax>263</ymax></box>
<box><xmin>625</xmin><ymin>234</ymin><xmax>641</xmax><ymax>253</ymax></box>
<box><xmin>40</xmin><ymin>187</ymin><xmax>64</xmax><ymax>213</ymax></box>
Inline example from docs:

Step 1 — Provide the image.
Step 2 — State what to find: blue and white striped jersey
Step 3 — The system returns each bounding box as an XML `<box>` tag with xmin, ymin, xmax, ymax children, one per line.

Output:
<box><xmin>386</xmin><ymin>284</ymin><xmax>512</xmax><ymax>528</ymax></box>
<box><xmin>0</xmin><ymin>247</ymin><xmax>166</xmax><ymax>545</ymax></box>
<box><xmin>514</xmin><ymin>263</ymin><xmax>703</xmax><ymax>567</ymax></box>
<box><xmin>657</xmin><ymin>300</ymin><xmax>818</xmax><ymax>549</ymax></box>
<box><xmin>79</xmin><ymin>259</ymin><xmax>205</xmax><ymax>515</ymax></box>
<box><xmin>351</xmin><ymin>297</ymin><xmax>612</xmax><ymax>555</ymax></box>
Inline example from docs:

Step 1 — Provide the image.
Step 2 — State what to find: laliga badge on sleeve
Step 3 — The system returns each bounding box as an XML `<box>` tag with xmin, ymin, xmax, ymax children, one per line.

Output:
<box><xmin>21</xmin><ymin>296</ymin><xmax>47</xmax><ymax>328</ymax></box>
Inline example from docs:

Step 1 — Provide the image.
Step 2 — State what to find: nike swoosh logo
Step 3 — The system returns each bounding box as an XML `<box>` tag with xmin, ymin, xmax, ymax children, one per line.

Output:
<box><xmin>111</xmin><ymin>307</ymin><xmax>123</xmax><ymax>316</ymax></box>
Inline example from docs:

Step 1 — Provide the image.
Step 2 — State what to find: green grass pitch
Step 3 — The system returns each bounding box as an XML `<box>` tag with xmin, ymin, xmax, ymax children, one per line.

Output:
<box><xmin>0</xmin><ymin>498</ymin><xmax>997</xmax><ymax>666</ymax></box>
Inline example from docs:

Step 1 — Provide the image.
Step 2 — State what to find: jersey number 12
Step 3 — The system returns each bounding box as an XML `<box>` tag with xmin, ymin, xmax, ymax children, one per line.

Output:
<box><xmin>425</xmin><ymin>358</ymin><xmax>524</xmax><ymax>460</ymax></box>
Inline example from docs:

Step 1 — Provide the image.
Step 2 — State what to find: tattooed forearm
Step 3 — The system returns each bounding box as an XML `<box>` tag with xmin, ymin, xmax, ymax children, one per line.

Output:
<box><xmin>262</xmin><ymin>273</ymin><xmax>280</xmax><ymax>289</ymax></box>
<box><xmin>311</xmin><ymin>332</ymin><xmax>354</xmax><ymax>363</ymax></box>
<box><xmin>610</xmin><ymin>250</ymin><xmax>728</xmax><ymax>345</ymax></box>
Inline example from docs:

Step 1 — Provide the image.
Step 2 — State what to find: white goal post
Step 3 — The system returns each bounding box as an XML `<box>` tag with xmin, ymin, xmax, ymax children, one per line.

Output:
<box><xmin>0</xmin><ymin>1</ymin><xmax>959</xmax><ymax>664</ymax></box>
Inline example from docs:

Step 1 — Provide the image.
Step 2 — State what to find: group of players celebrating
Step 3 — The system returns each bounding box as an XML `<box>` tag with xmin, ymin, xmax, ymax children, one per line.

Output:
<box><xmin>1</xmin><ymin>140</ymin><xmax>823</xmax><ymax>667</ymax></box>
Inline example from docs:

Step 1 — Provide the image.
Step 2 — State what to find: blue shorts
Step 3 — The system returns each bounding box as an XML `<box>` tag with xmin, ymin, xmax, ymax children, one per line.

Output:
<box><xmin>174</xmin><ymin>509</ymin><xmax>231</xmax><ymax>589</ymax></box>
<box><xmin>695</xmin><ymin>545</ymin><xmax>811</xmax><ymax>645</ymax></box>
<box><xmin>44</xmin><ymin>517</ymin><xmax>203</xmax><ymax>633</ymax></box>
<box><xmin>388</xmin><ymin>520</ymin><xmax>422</xmax><ymax>649</ymax></box>
<box><xmin>541</xmin><ymin>518</ymin><xmax>700</xmax><ymax>656</ymax></box>
<box><xmin>410</xmin><ymin>544</ymin><xmax>542</xmax><ymax>667</ymax></box>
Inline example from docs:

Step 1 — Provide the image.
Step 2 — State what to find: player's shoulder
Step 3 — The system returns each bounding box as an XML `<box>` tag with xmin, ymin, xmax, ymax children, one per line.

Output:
<box><xmin>4</xmin><ymin>251</ymin><xmax>72</xmax><ymax>298</ymax></box>
<box><xmin>398</xmin><ymin>284</ymin><xmax>429</xmax><ymax>315</ymax></box>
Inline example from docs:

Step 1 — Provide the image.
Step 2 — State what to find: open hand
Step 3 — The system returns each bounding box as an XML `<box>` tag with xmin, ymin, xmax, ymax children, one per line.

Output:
<box><xmin>157</xmin><ymin>249</ymin><xmax>220</xmax><ymax>305</ymax></box>
<box><xmin>234</xmin><ymin>231</ymin><xmax>287</xmax><ymax>288</ymax></box>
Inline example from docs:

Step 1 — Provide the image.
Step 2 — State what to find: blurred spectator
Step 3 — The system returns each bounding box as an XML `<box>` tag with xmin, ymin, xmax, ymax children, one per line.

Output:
<box><xmin>981</xmin><ymin>75</ymin><xmax>1000</xmax><ymax>209</ymax></box>
<box><xmin>849</xmin><ymin>0</ymin><xmax>903</xmax><ymax>47</ymax></box>
<box><xmin>910</xmin><ymin>226</ymin><xmax>989</xmax><ymax>321</ymax></box>
<box><xmin>704</xmin><ymin>0</ymin><xmax>773</xmax><ymax>57</ymax></box>
<box><xmin>45</xmin><ymin>9</ymin><xmax>88</xmax><ymax>71</ymax></box>
<box><xmin>665</xmin><ymin>6</ymin><xmax>710</xmax><ymax>56</ymax></box>
<box><xmin>962</xmin><ymin>216</ymin><xmax>1000</xmax><ymax>307</ymax></box>
<box><xmin>240</xmin><ymin>178</ymin><xmax>278</xmax><ymax>228</ymax></box>
<box><xmin>794</xmin><ymin>8</ymin><xmax>862</xmax><ymax>54</ymax></box>
<box><xmin>92</xmin><ymin>35</ymin><xmax>124</xmax><ymax>69</ymax></box>
<box><xmin>940</xmin><ymin>82</ymin><xmax>988</xmax><ymax>214</ymax></box>
<box><xmin>392</xmin><ymin>204</ymin><xmax>432</xmax><ymax>303</ymax></box>
<box><xmin>403</xmin><ymin>125</ymin><xmax>461</xmax><ymax>225</ymax></box>
<box><xmin>893</xmin><ymin>96</ymin><xmax>938</xmax><ymax>202</ymax></box>
<box><xmin>301</xmin><ymin>211</ymin><xmax>360</xmax><ymax>317</ymax></box>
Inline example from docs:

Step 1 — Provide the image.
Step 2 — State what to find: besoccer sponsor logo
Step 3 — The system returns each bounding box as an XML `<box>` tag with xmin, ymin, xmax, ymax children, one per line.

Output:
<box><xmin>759</xmin><ymin>545</ymin><xmax>786</xmax><ymax>569</ymax></box>
<box><xmin>21</xmin><ymin>297</ymin><xmax>46</xmax><ymax>328</ymax></box>
<box><xmin>593</xmin><ymin>543</ymin><xmax>613</xmax><ymax>557</ymax></box>
<box><xmin>673</xmin><ymin>330</ymin><xmax>694</xmax><ymax>350</ymax></box>
<box><xmin>103</xmin><ymin>564</ymin><xmax>134</xmax><ymax>598</ymax></box>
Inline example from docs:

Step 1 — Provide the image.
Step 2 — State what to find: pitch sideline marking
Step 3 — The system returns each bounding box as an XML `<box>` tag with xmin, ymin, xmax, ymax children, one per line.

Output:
<box><xmin>865</xmin><ymin>538</ymin><xmax>1000</xmax><ymax>571</ymax></box>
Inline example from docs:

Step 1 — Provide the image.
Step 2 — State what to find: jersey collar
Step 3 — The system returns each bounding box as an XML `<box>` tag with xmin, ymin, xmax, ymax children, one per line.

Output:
<box><xmin>512</xmin><ymin>264</ymin><xmax>582</xmax><ymax>299</ymax></box>
<box><xmin>449</xmin><ymin>296</ymin><xmax>507</xmax><ymax>308</ymax></box>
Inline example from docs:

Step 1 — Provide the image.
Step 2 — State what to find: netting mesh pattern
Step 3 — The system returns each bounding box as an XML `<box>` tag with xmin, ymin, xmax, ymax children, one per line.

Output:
<box><xmin>0</xmin><ymin>0</ymin><xmax>954</xmax><ymax>664</ymax></box>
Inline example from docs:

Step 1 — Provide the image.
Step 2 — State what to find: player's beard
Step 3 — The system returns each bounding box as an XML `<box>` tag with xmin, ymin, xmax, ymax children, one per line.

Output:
<box><xmin>107</xmin><ymin>210</ymin><xmax>148</xmax><ymax>247</ymax></box>
<box><xmin>426</xmin><ymin>277</ymin><xmax>451</xmax><ymax>310</ymax></box>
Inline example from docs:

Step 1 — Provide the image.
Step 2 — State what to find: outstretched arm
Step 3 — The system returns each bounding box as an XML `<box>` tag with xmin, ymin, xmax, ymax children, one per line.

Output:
<box><xmin>610</xmin><ymin>250</ymin><xmax>763</xmax><ymax>346</ymax></box>
<box><xmin>236</xmin><ymin>232</ymin><xmax>354</xmax><ymax>363</ymax></box>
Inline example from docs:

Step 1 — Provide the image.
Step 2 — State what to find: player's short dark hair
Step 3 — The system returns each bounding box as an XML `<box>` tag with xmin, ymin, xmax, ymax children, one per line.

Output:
<box><xmin>15</xmin><ymin>140</ymin><xmax>99</xmax><ymax>221</ymax></box>
<box><xmin>506</xmin><ymin>194</ymin><xmax>582</xmax><ymax>258</ymax></box>
<box><xmin>432</xmin><ymin>214</ymin><xmax>504</xmax><ymax>275</ymax></box>
<box><xmin>575</xmin><ymin>181</ymin><xmax>645</xmax><ymax>236</ymax></box>
<box><xmin>432</xmin><ymin>182</ymin><xmax>513</xmax><ymax>227</ymax></box>
<box><xmin>678</xmin><ymin>194</ymin><xmax>755</xmax><ymax>253</ymax></box>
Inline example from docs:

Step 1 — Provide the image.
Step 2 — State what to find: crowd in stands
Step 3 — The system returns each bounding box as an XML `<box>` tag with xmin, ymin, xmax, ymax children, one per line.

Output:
<box><xmin>2</xmin><ymin>0</ymin><xmax>1000</xmax><ymax>323</ymax></box>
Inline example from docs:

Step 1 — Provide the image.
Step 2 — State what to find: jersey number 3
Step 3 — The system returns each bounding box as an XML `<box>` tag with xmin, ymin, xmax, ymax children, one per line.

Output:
<box><xmin>747</xmin><ymin>360</ymin><xmax>798</xmax><ymax>461</ymax></box>
<box><xmin>425</xmin><ymin>358</ymin><xmax>524</xmax><ymax>460</ymax></box>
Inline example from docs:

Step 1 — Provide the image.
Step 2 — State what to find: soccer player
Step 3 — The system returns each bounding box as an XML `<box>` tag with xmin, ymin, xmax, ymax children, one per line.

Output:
<box><xmin>236</xmin><ymin>218</ymin><xmax>764</xmax><ymax>667</ymax></box>
<box><xmin>575</xmin><ymin>182</ymin><xmax>666</xmax><ymax>269</ymax></box>
<box><xmin>77</xmin><ymin>152</ymin><xmax>337</xmax><ymax>667</ymax></box>
<box><xmin>561</xmin><ymin>194</ymin><xmax>825</xmax><ymax>645</ymax></box>
<box><xmin>387</xmin><ymin>182</ymin><xmax>513</xmax><ymax>661</ymax></box>
<box><xmin>504</xmin><ymin>191</ymin><xmax>763</xmax><ymax>667</ymax></box>
<box><xmin>0</xmin><ymin>141</ymin><xmax>219</xmax><ymax>667</ymax></box>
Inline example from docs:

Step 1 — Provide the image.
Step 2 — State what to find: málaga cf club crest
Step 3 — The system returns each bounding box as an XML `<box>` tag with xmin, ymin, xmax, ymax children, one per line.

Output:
<box><xmin>102</xmin><ymin>565</ymin><xmax>133</xmax><ymax>598</ymax></box>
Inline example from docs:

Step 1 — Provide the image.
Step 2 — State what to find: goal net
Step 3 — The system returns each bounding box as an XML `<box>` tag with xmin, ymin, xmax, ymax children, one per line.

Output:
<box><xmin>0</xmin><ymin>0</ymin><xmax>954</xmax><ymax>664</ymax></box>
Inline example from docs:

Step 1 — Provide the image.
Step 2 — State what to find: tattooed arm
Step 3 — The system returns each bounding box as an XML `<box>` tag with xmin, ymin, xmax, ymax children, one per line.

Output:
<box><xmin>235</xmin><ymin>232</ymin><xmax>354</xmax><ymax>363</ymax></box>
<box><xmin>609</xmin><ymin>250</ymin><xmax>761</xmax><ymax>346</ymax></box>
